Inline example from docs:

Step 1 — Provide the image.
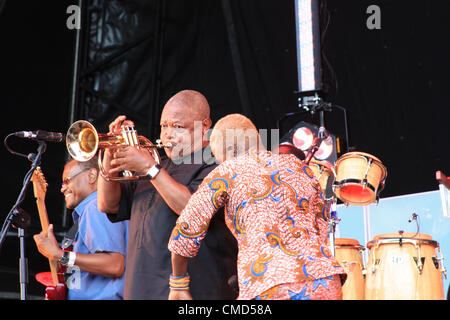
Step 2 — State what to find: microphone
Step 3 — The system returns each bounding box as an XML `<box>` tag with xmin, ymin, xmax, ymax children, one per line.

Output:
<box><xmin>14</xmin><ymin>130</ymin><xmax>65</xmax><ymax>143</ymax></box>
<box><xmin>318</xmin><ymin>126</ymin><xmax>329</xmax><ymax>140</ymax></box>
<box><xmin>408</xmin><ymin>213</ymin><xmax>418</xmax><ymax>223</ymax></box>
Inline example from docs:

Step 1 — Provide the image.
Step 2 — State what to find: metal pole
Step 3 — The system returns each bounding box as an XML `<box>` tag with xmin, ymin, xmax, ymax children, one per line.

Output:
<box><xmin>329</xmin><ymin>219</ymin><xmax>336</xmax><ymax>256</ymax></box>
<box><xmin>18</xmin><ymin>228</ymin><xmax>28</xmax><ymax>300</ymax></box>
<box><xmin>68</xmin><ymin>0</ymin><xmax>83</xmax><ymax>127</ymax></box>
<box><xmin>64</xmin><ymin>0</ymin><xmax>83</xmax><ymax>227</ymax></box>
<box><xmin>363</xmin><ymin>205</ymin><xmax>371</xmax><ymax>264</ymax></box>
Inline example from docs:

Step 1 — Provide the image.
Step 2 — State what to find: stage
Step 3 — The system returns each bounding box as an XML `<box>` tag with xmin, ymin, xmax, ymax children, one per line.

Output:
<box><xmin>0</xmin><ymin>0</ymin><xmax>448</xmax><ymax>300</ymax></box>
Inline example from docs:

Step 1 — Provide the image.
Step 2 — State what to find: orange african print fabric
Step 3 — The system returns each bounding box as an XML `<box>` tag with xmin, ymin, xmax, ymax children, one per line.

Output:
<box><xmin>168</xmin><ymin>151</ymin><xmax>346</xmax><ymax>300</ymax></box>
<box><xmin>255</xmin><ymin>275</ymin><xmax>343</xmax><ymax>300</ymax></box>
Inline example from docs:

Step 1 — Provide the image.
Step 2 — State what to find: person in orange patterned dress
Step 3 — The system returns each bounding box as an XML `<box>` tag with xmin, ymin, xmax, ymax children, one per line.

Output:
<box><xmin>168</xmin><ymin>114</ymin><xmax>346</xmax><ymax>300</ymax></box>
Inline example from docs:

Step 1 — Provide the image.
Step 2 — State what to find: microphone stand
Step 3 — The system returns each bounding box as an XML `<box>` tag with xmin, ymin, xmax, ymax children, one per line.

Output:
<box><xmin>297</xmin><ymin>97</ymin><xmax>341</xmax><ymax>255</ymax></box>
<box><xmin>304</xmin><ymin>109</ymin><xmax>328</xmax><ymax>165</ymax></box>
<box><xmin>328</xmin><ymin>198</ymin><xmax>339</xmax><ymax>256</ymax></box>
<box><xmin>0</xmin><ymin>140</ymin><xmax>47</xmax><ymax>300</ymax></box>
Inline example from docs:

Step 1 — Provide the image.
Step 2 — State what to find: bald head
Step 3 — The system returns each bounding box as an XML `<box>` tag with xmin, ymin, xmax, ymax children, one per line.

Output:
<box><xmin>164</xmin><ymin>90</ymin><xmax>210</xmax><ymax>121</ymax></box>
<box><xmin>210</xmin><ymin>113</ymin><xmax>265</xmax><ymax>163</ymax></box>
<box><xmin>160</xmin><ymin>90</ymin><xmax>212</xmax><ymax>160</ymax></box>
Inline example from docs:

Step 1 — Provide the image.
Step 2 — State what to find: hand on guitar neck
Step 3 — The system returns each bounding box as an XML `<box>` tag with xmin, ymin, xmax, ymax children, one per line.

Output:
<box><xmin>33</xmin><ymin>224</ymin><xmax>64</xmax><ymax>262</ymax></box>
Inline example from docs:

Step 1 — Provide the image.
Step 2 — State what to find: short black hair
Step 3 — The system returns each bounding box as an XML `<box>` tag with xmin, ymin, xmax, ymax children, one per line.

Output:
<box><xmin>66</xmin><ymin>155</ymin><xmax>99</xmax><ymax>171</ymax></box>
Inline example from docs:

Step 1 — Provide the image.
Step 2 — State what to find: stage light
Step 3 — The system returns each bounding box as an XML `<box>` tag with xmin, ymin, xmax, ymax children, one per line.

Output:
<box><xmin>280</xmin><ymin>120</ymin><xmax>340</xmax><ymax>164</ymax></box>
<box><xmin>292</xmin><ymin>127</ymin><xmax>314</xmax><ymax>151</ymax></box>
<box><xmin>294</xmin><ymin>0</ymin><xmax>322</xmax><ymax>93</ymax></box>
<box><xmin>315</xmin><ymin>136</ymin><xmax>334</xmax><ymax>160</ymax></box>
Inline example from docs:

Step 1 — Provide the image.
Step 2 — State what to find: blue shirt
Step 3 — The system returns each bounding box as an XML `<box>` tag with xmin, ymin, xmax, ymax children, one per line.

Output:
<box><xmin>66</xmin><ymin>191</ymin><xmax>129</xmax><ymax>300</ymax></box>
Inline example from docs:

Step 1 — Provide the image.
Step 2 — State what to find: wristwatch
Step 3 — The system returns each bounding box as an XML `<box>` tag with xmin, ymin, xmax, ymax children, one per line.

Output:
<box><xmin>146</xmin><ymin>164</ymin><xmax>161</xmax><ymax>179</ymax></box>
<box><xmin>59</xmin><ymin>251</ymin><xmax>70</xmax><ymax>266</ymax></box>
<box><xmin>59</xmin><ymin>251</ymin><xmax>76</xmax><ymax>267</ymax></box>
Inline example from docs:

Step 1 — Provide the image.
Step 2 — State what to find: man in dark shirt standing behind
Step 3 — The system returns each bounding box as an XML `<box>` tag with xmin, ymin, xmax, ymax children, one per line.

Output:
<box><xmin>97</xmin><ymin>90</ymin><xmax>238</xmax><ymax>299</ymax></box>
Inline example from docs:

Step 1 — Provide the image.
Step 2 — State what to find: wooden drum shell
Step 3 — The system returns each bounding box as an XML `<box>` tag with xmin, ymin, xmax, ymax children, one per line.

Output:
<box><xmin>365</xmin><ymin>232</ymin><xmax>445</xmax><ymax>300</ymax></box>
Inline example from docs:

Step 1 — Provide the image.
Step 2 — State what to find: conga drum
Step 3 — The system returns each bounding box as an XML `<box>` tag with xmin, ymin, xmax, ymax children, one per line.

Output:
<box><xmin>308</xmin><ymin>159</ymin><xmax>335</xmax><ymax>192</ymax></box>
<box><xmin>332</xmin><ymin>238</ymin><xmax>366</xmax><ymax>300</ymax></box>
<box><xmin>365</xmin><ymin>232</ymin><xmax>445</xmax><ymax>300</ymax></box>
<box><xmin>334</xmin><ymin>152</ymin><xmax>387</xmax><ymax>206</ymax></box>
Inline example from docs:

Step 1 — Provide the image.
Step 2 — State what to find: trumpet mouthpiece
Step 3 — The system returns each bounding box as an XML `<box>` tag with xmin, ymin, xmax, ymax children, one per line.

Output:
<box><xmin>156</xmin><ymin>139</ymin><xmax>172</xmax><ymax>148</ymax></box>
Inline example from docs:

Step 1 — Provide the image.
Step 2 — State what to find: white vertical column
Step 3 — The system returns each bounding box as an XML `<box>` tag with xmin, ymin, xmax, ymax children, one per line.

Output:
<box><xmin>363</xmin><ymin>205</ymin><xmax>371</xmax><ymax>265</ymax></box>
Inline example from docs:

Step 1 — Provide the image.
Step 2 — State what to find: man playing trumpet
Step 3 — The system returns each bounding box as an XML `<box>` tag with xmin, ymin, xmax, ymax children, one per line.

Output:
<box><xmin>97</xmin><ymin>90</ymin><xmax>238</xmax><ymax>299</ymax></box>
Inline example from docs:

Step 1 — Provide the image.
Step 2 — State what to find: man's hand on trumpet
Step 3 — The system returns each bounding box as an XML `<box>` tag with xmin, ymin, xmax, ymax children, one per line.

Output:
<box><xmin>109</xmin><ymin>146</ymin><xmax>157</xmax><ymax>176</ymax></box>
<box><xmin>100</xmin><ymin>115</ymin><xmax>132</xmax><ymax>179</ymax></box>
<box><xmin>103</xmin><ymin>115</ymin><xmax>158</xmax><ymax>176</ymax></box>
<box><xmin>108</xmin><ymin>115</ymin><xmax>134</xmax><ymax>135</ymax></box>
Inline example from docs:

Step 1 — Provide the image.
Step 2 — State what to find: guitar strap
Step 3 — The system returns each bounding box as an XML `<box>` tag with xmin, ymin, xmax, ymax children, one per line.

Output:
<box><xmin>61</xmin><ymin>221</ymin><xmax>79</xmax><ymax>250</ymax></box>
<box><xmin>60</xmin><ymin>221</ymin><xmax>79</xmax><ymax>287</ymax></box>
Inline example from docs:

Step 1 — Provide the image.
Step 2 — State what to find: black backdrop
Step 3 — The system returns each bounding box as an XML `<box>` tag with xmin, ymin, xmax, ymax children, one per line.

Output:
<box><xmin>0</xmin><ymin>0</ymin><xmax>449</xmax><ymax>299</ymax></box>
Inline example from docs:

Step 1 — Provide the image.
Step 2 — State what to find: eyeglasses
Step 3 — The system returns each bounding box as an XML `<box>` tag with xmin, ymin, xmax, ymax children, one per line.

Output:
<box><xmin>61</xmin><ymin>168</ymin><xmax>89</xmax><ymax>188</ymax></box>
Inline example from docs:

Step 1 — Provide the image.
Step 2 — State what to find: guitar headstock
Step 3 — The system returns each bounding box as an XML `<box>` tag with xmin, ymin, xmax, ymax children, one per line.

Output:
<box><xmin>31</xmin><ymin>167</ymin><xmax>48</xmax><ymax>200</ymax></box>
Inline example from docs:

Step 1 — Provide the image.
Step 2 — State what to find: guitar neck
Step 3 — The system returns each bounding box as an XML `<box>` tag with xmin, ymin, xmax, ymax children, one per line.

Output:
<box><xmin>31</xmin><ymin>168</ymin><xmax>60</xmax><ymax>286</ymax></box>
<box><xmin>36</xmin><ymin>199</ymin><xmax>50</xmax><ymax>233</ymax></box>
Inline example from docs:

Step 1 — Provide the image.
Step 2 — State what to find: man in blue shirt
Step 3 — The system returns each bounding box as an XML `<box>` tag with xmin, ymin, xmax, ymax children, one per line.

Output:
<box><xmin>33</xmin><ymin>157</ymin><xmax>128</xmax><ymax>299</ymax></box>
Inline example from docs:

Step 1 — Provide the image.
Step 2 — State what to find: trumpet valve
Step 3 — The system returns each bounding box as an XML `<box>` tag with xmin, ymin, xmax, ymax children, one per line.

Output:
<box><xmin>121</xmin><ymin>125</ymin><xmax>139</xmax><ymax>147</ymax></box>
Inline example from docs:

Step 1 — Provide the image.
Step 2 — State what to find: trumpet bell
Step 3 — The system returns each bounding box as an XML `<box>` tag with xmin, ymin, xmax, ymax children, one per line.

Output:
<box><xmin>66</xmin><ymin>120</ymin><xmax>99</xmax><ymax>161</ymax></box>
<box><xmin>66</xmin><ymin>119</ymin><xmax>168</xmax><ymax>182</ymax></box>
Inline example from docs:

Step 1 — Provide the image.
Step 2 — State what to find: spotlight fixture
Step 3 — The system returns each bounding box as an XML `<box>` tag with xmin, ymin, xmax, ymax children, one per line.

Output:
<box><xmin>292</xmin><ymin>127</ymin><xmax>314</xmax><ymax>151</ymax></box>
<box><xmin>281</xmin><ymin>120</ymin><xmax>340</xmax><ymax>164</ymax></box>
<box><xmin>279</xmin><ymin>0</ymin><xmax>349</xmax><ymax>168</ymax></box>
<box><xmin>294</xmin><ymin>0</ymin><xmax>322</xmax><ymax>93</ymax></box>
<box><xmin>314</xmin><ymin>135</ymin><xmax>334</xmax><ymax>160</ymax></box>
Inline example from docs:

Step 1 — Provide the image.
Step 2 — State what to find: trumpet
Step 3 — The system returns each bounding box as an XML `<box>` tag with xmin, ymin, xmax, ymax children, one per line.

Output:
<box><xmin>66</xmin><ymin>120</ymin><xmax>172</xmax><ymax>181</ymax></box>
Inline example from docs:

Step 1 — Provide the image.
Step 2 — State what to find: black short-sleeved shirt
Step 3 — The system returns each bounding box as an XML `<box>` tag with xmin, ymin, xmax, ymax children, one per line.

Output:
<box><xmin>108</xmin><ymin>148</ymin><xmax>238</xmax><ymax>300</ymax></box>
